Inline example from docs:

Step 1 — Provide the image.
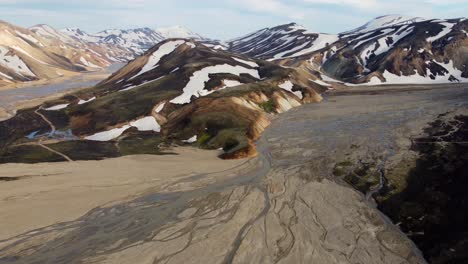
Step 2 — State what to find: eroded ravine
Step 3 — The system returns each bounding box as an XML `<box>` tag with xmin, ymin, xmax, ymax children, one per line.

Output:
<box><xmin>0</xmin><ymin>85</ymin><xmax>466</xmax><ymax>264</ymax></box>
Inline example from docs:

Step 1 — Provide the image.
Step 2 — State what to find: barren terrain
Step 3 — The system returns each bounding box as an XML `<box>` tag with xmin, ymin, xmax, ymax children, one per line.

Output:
<box><xmin>0</xmin><ymin>84</ymin><xmax>466</xmax><ymax>263</ymax></box>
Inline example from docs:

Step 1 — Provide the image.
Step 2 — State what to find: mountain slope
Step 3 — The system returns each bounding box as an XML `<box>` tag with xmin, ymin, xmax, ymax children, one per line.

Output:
<box><xmin>228</xmin><ymin>23</ymin><xmax>339</xmax><ymax>61</ymax></box>
<box><xmin>0</xmin><ymin>39</ymin><xmax>325</xmax><ymax>162</ymax></box>
<box><xmin>0</xmin><ymin>22</ymin><xmax>94</xmax><ymax>86</ymax></box>
<box><xmin>315</xmin><ymin>15</ymin><xmax>468</xmax><ymax>84</ymax></box>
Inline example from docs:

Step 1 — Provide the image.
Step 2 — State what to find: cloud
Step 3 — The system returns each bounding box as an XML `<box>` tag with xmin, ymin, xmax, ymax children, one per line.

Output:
<box><xmin>0</xmin><ymin>0</ymin><xmax>466</xmax><ymax>39</ymax></box>
<box><xmin>303</xmin><ymin>0</ymin><xmax>378</xmax><ymax>9</ymax></box>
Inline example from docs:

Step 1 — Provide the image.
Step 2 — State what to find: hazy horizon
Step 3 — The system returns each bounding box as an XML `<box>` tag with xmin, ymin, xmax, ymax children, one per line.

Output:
<box><xmin>1</xmin><ymin>0</ymin><xmax>467</xmax><ymax>39</ymax></box>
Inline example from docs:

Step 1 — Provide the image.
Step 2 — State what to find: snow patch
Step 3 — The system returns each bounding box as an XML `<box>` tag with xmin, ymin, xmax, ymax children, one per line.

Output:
<box><xmin>85</xmin><ymin>125</ymin><xmax>131</xmax><ymax>141</ymax></box>
<box><xmin>12</xmin><ymin>45</ymin><xmax>49</xmax><ymax>65</ymax></box>
<box><xmin>44</xmin><ymin>104</ymin><xmax>69</xmax><ymax>111</ymax></box>
<box><xmin>79</xmin><ymin>57</ymin><xmax>101</xmax><ymax>68</ymax></box>
<box><xmin>232</xmin><ymin>57</ymin><xmax>258</xmax><ymax>68</ymax></box>
<box><xmin>0</xmin><ymin>46</ymin><xmax>36</xmax><ymax>77</ymax></box>
<box><xmin>130</xmin><ymin>40</ymin><xmax>186</xmax><ymax>80</ymax></box>
<box><xmin>130</xmin><ymin>116</ymin><xmax>161</xmax><ymax>132</ymax></box>
<box><xmin>182</xmin><ymin>135</ymin><xmax>198</xmax><ymax>143</ymax></box>
<box><xmin>78</xmin><ymin>97</ymin><xmax>96</xmax><ymax>105</ymax></box>
<box><xmin>311</xmin><ymin>79</ymin><xmax>331</xmax><ymax>87</ymax></box>
<box><xmin>426</xmin><ymin>22</ymin><xmax>455</xmax><ymax>43</ymax></box>
<box><xmin>220</xmin><ymin>80</ymin><xmax>242</xmax><ymax>90</ymax></box>
<box><xmin>279</xmin><ymin>80</ymin><xmax>303</xmax><ymax>99</ymax></box>
<box><xmin>170</xmin><ymin>64</ymin><xmax>260</xmax><ymax>104</ymax></box>
<box><xmin>0</xmin><ymin>72</ymin><xmax>13</xmax><ymax>80</ymax></box>
<box><xmin>15</xmin><ymin>31</ymin><xmax>42</xmax><ymax>46</ymax></box>
<box><xmin>155</xmin><ymin>102</ymin><xmax>166</xmax><ymax>113</ymax></box>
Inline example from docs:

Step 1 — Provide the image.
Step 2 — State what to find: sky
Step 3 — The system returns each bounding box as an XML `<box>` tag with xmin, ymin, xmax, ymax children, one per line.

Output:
<box><xmin>0</xmin><ymin>0</ymin><xmax>467</xmax><ymax>39</ymax></box>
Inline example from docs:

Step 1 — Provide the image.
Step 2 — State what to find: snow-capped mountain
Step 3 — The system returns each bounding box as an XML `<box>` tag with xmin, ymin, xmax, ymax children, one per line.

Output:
<box><xmin>315</xmin><ymin>15</ymin><xmax>468</xmax><ymax>85</ymax></box>
<box><xmin>94</xmin><ymin>28</ymin><xmax>165</xmax><ymax>56</ymax></box>
<box><xmin>227</xmin><ymin>16</ymin><xmax>468</xmax><ymax>85</ymax></box>
<box><xmin>61</xmin><ymin>26</ymin><xmax>211</xmax><ymax>57</ymax></box>
<box><xmin>0</xmin><ymin>21</ymin><xmax>130</xmax><ymax>86</ymax></box>
<box><xmin>341</xmin><ymin>15</ymin><xmax>427</xmax><ymax>35</ymax></box>
<box><xmin>61</xmin><ymin>28</ymin><xmax>101</xmax><ymax>43</ymax></box>
<box><xmin>156</xmin><ymin>26</ymin><xmax>205</xmax><ymax>40</ymax></box>
<box><xmin>228</xmin><ymin>23</ymin><xmax>339</xmax><ymax>61</ymax></box>
<box><xmin>30</xmin><ymin>24</ymin><xmax>77</xmax><ymax>44</ymax></box>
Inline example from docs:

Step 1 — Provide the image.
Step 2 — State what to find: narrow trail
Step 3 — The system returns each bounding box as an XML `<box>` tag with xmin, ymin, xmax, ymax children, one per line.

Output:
<box><xmin>37</xmin><ymin>143</ymin><xmax>73</xmax><ymax>162</ymax></box>
<box><xmin>34</xmin><ymin>107</ymin><xmax>56</xmax><ymax>134</ymax></box>
<box><xmin>32</xmin><ymin>106</ymin><xmax>73</xmax><ymax>162</ymax></box>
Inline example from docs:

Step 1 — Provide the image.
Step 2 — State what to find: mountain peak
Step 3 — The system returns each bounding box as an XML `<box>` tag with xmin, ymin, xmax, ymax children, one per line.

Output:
<box><xmin>343</xmin><ymin>14</ymin><xmax>427</xmax><ymax>35</ymax></box>
<box><xmin>156</xmin><ymin>26</ymin><xmax>204</xmax><ymax>40</ymax></box>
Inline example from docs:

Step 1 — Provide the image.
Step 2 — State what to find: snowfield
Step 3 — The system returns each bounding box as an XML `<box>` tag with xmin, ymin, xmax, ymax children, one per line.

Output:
<box><xmin>170</xmin><ymin>64</ymin><xmax>260</xmax><ymax>104</ymax></box>
<box><xmin>130</xmin><ymin>40</ymin><xmax>186</xmax><ymax>80</ymax></box>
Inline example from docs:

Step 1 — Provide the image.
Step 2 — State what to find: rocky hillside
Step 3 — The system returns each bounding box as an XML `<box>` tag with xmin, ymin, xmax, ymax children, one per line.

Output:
<box><xmin>0</xmin><ymin>39</ymin><xmax>326</xmax><ymax>163</ymax></box>
<box><xmin>0</xmin><ymin>21</ymin><xmax>129</xmax><ymax>87</ymax></box>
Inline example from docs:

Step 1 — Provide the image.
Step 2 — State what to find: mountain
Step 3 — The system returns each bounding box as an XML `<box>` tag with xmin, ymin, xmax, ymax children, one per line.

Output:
<box><xmin>227</xmin><ymin>16</ymin><xmax>468</xmax><ymax>85</ymax></box>
<box><xmin>31</xmin><ymin>24</ymin><xmax>132</xmax><ymax>63</ymax></box>
<box><xmin>61</xmin><ymin>27</ymin><xmax>101</xmax><ymax>43</ymax></box>
<box><xmin>61</xmin><ymin>26</ymin><xmax>213</xmax><ymax>58</ymax></box>
<box><xmin>156</xmin><ymin>26</ymin><xmax>205</xmax><ymax>40</ymax></box>
<box><xmin>30</xmin><ymin>24</ymin><xmax>77</xmax><ymax>44</ymax></box>
<box><xmin>0</xmin><ymin>21</ymin><xmax>127</xmax><ymax>86</ymax></box>
<box><xmin>62</xmin><ymin>27</ymin><xmax>166</xmax><ymax>57</ymax></box>
<box><xmin>0</xmin><ymin>39</ymin><xmax>326</xmax><ymax>163</ymax></box>
<box><xmin>342</xmin><ymin>15</ymin><xmax>427</xmax><ymax>35</ymax></box>
<box><xmin>93</xmin><ymin>28</ymin><xmax>165</xmax><ymax>56</ymax></box>
<box><xmin>228</xmin><ymin>23</ymin><xmax>339</xmax><ymax>61</ymax></box>
<box><xmin>316</xmin><ymin>15</ymin><xmax>468</xmax><ymax>84</ymax></box>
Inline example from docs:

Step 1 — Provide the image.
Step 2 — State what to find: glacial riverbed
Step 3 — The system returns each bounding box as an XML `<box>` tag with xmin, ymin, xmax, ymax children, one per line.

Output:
<box><xmin>0</xmin><ymin>84</ymin><xmax>466</xmax><ymax>263</ymax></box>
